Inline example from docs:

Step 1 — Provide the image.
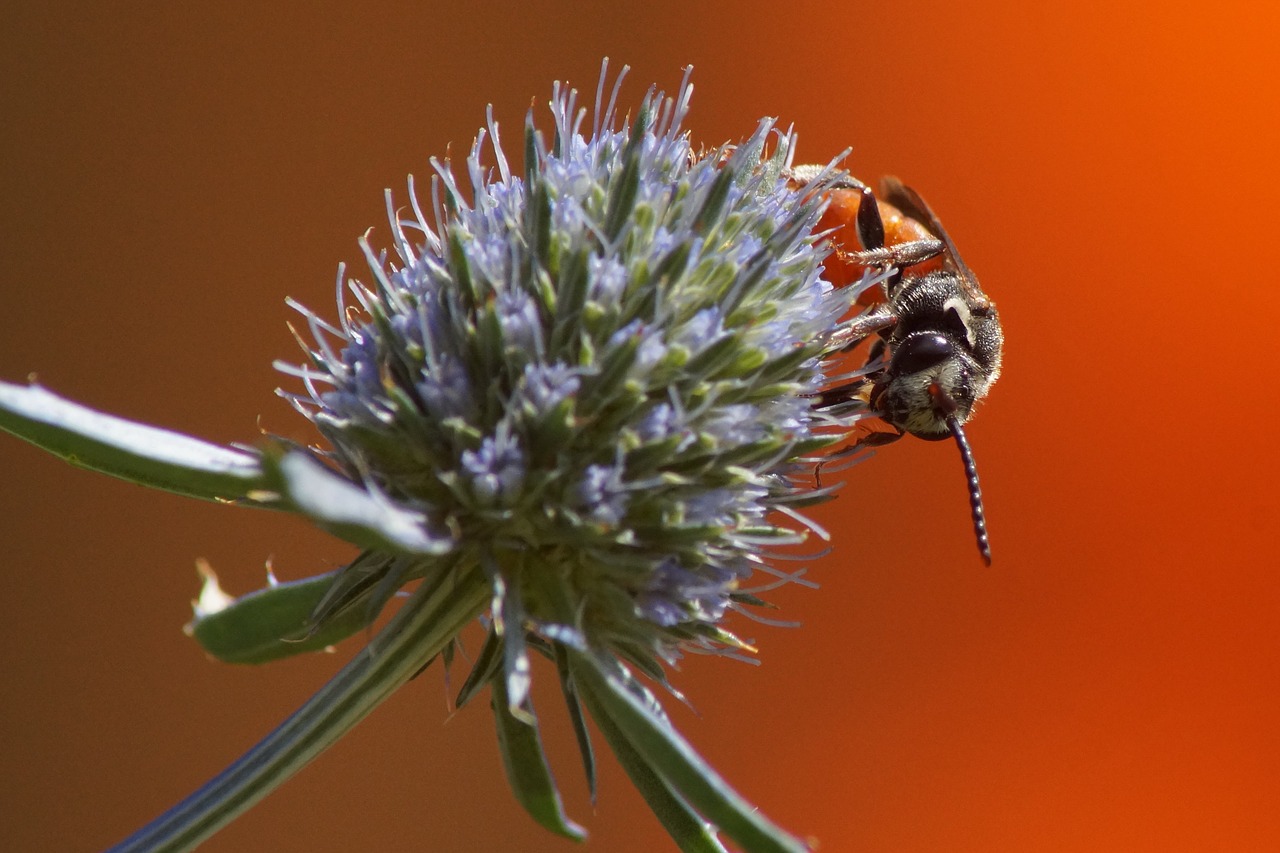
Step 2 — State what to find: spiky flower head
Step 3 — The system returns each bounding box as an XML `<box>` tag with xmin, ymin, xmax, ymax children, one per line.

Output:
<box><xmin>0</xmin><ymin>62</ymin><xmax>886</xmax><ymax>852</ymax></box>
<box><xmin>281</xmin><ymin>67</ymin><xmax>867</xmax><ymax>688</ymax></box>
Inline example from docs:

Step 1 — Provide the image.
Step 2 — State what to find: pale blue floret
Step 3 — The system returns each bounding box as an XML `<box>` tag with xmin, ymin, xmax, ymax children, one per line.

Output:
<box><xmin>414</xmin><ymin>354</ymin><xmax>475</xmax><ymax>422</ymax></box>
<box><xmin>636</xmin><ymin>401</ymin><xmax>678</xmax><ymax>442</ymax></box>
<box><xmin>700</xmin><ymin>404</ymin><xmax>769</xmax><ymax>445</ymax></box>
<box><xmin>586</xmin><ymin>254</ymin><xmax>627</xmax><ymax>303</ymax></box>
<box><xmin>460</xmin><ymin>428</ymin><xmax>526</xmax><ymax>506</ymax></box>
<box><xmin>578</xmin><ymin>463</ymin><xmax>629</xmax><ymax>526</ymax></box>
<box><xmin>495</xmin><ymin>289</ymin><xmax>545</xmax><ymax>356</ymax></box>
<box><xmin>634</xmin><ymin>325</ymin><xmax>668</xmax><ymax>369</ymax></box>
<box><xmin>519</xmin><ymin>363</ymin><xmax>580</xmax><ymax>413</ymax></box>
<box><xmin>674</xmin><ymin>307</ymin><xmax>725</xmax><ymax>350</ymax></box>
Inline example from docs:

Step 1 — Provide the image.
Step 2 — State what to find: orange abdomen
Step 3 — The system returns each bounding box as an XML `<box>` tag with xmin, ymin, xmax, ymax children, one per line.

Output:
<box><xmin>816</xmin><ymin>188</ymin><xmax>943</xmax><ymax>302</ymax></box>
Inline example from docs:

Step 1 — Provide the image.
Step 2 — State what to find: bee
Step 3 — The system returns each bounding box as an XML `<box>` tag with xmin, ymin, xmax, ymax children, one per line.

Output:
<box><xmin>804</xmin><ymin>171</ymin><xmax>1004</xmax><ymax>564</ymax></box>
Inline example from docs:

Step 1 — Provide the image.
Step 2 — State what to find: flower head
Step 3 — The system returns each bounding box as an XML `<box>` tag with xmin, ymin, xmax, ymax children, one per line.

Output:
<box><xmin>280</xmin><ymin>66</ymin><xmax>871</xmax><ymax>685</ymax></box>
<box><xmin>0</xmin><ymin>62</ymin><xmax>887</xmax><ymax>852</ymax></box>
<box><xmin>269</xmin><ymin>64</ymin><xmax>883</xmax><ymax>848</ymax></box>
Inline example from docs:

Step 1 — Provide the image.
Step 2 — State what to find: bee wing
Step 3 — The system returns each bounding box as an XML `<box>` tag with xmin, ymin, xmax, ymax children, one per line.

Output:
<box><xmin>881</xmin><ymin>176</ymin><xmax>990</xmax><ymax>307</ymax></box>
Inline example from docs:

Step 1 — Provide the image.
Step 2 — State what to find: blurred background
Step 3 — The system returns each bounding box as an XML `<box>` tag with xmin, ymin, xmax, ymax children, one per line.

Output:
<box><xmin>2</xmin><ymin>2</ymin><xmax>1277</xmax><ymax>850</ymax></box>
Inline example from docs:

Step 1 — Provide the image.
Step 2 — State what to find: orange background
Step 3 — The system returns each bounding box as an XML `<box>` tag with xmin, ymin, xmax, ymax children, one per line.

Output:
<box><xmin>2</xmin><ymin>2</ymin><xmax>1277</xmax><ymax>851</ymax></box>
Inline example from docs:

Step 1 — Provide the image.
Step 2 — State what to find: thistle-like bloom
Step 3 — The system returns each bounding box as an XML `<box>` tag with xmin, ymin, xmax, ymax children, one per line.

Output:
<box><xmin>0</xmin><ymin>64</ymin><xmax>884</xmax><ymax>852</ymax></box>
<box><xmin>282</xmin><ymin>68</ymin><xmax>860</xmax><ymax>678</ymax></box>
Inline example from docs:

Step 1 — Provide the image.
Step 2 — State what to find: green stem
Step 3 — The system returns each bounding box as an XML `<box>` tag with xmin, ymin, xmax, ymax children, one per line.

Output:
<box><xmin>108</xmin><ymin>566</ymin><xmax>490</xmax><ymax>853</ymax></box>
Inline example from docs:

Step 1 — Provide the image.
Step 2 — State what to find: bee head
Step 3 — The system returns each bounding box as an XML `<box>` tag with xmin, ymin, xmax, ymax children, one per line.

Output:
<box><xmin>872</xmin><ymin>330</ymin><xmax>994</xmax><ymax>564</ymax></box>
<box><xmin>874</xmin><ymin>331</ymin><xmax>982</xmax><ymax>439</ymax></box>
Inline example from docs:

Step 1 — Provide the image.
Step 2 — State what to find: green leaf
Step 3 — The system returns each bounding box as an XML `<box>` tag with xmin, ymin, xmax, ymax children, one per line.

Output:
<box><xmin>113</xmin><ymin>566</ymin><xmax>491</xmax><ymax>852</ymax></box>
<box><xmin>577</xmin><ymin>669</ymin><xmax>727</xmax><ymax>853</ymax></box>
<box><xmin>495</xmin><ymin>569</ymin><xmax>533</xmax><ymax>721</ymax></box>
<box><xmin>492</xmin><ymin>673</ymin><xmax>586</xmax><ymax>841</ymax></box>
<box><xmin>306</xmin><ymin>553</ymin><xmax>391</xmax><ymax>624</ymax></box>
<box><xmin>554</xmin><ymin>645</ymin><xmax>597</xmax><ymax>804</ymax></box>
<box><xmin>261</xmin><ymin>449</ymin><xmax>454</xmax><ymax>555</ymax></box>
<box><xmin>187</xmin><ymin>565</ymin><xmax>376</xmax><ymax>665</ymax></box>
<box><xmin>603</xmin><ymin>101</ymin><xmax>649</xmax><ymax>241</ymax></box>
<box><xmin>569</xmin><ymin>652</ymin><xmax>808</xmax><ymax>853</ymax></box>
<box><xmin>692</xmin><ymin>162</ymin><xmax>736</xmax><ymax>234</ymax></box>
<box><xmin>0</xmin><ymin>381</ymin><xmax>267</xmax><ymax>503</ymax></box>
<box><xmin>455</xmin><ymin>625</ymin><xmax>502</xmax><ymax>709</ymax></box>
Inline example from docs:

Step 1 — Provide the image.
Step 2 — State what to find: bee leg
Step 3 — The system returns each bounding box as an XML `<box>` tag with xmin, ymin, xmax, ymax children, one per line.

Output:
<box><xmin>828</xmin><ymin>303</ymin><xmax>896</xmax><ymax>351</ymax></box>
<box><xmin>850</xmin><ymin>426</ymin><xmax>905</xmax><ymax>450</ymax></box>
<box><xmin>841</xmin><ymin>185</ymin><xmax>946</xmax><ymax>271</ymax></box>
<box><xmin>785</xmin><ymin>165</ymin><xmax>867</xmax><ymax>190</ymax></box>
<box><xmin>843</xmin><ymin>240</ymin><xmax>945</xmax><ymax>271</ymax></box>
<box><xmin>812</xmin><ymin>444</ymin><xmax>855</xmax><ymax>488</ymax></box>
<box><xmin>812</xmin><ymin>424</ymin><xmax>903</xmax><ymax>487</ymax></box>
<box><xmin>865</xmin><ymin>336</ymin><xmax>888</xmax><ymax>365</ymax></box>
<box><xmin>810</xmin><ymin>379</ymin><xmax>868</xmax><ymax>411</ymax></box>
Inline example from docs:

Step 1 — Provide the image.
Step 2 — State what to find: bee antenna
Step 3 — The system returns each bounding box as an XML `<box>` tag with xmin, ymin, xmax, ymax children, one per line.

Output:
<box><xmin>947</xmin><ymin>416</ymin><xmax>992</xmax><ymax>566</ymax></box>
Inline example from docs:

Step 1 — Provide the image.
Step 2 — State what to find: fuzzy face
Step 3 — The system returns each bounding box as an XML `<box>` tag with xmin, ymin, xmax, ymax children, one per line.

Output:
<box><xmin>873</xmin><ymin>268</ymin><xmax>1003</xmax><ymax>438</ymax></box>
<box><xmin>875</xmin><ymin>338</ymin><xmax>986</xmax><ymax>438</ymax></box>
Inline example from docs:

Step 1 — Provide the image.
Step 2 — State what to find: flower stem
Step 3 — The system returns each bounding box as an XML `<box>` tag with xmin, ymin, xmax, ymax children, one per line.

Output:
<box><xmin>108</xmin><ymin>565</ymin><xmax>489</xmax><ymax>853</ymax></box>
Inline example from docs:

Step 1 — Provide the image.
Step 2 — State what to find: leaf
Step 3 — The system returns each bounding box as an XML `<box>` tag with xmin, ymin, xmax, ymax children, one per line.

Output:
<box><xmin>554</xmin><ymin>644</ymin><xmax>597</xmax><ymax>804</ymax></box>
<box><xmin>306</xmin><ymin>550</ymin><xmax>399</xmax><ymax>628</ymax></box>
<box><xmin>578</xmin><ymin>676</ymin><xmax>727</xmax><ymax>853</ymax></box>
<box><xmin>496</xmin><ymin>570</ymin><xmax>533</xmax><ymax>721</ymax></box>
<box><xmin>569</xmin><ymin>652</ymin><xmax>808</xmax><ymax>853</ymax></box>
<box><xmin>186</xmin><ymin>565</ymin><xmax>377</xmax><ymax>665</ymax></box>
<box><xmin>492</xmin><ymin>673</ymin><xmax>586</xmax><ymax>841</ymax></box>
<box><xmin>455</xmin><ymin>625</ymin><xmax>502</xmax><ymax>709</ymax></box>
<box><xmin>261</xmin><ymin>449</ymin><xmax>454</xmax><ymax>555</ymax></box>
<box><xmin>114</xmin><ymin>567</ymin><xmax>492</xmax><ymax>851</ymax></box>
<box><xmin>0</xmin><ymin>381</ymin><xmax>266</xmax><ymax>503</ymax></box>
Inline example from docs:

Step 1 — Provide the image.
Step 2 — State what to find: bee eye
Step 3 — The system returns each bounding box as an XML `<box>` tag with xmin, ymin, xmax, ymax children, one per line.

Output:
<box><xmin>893</xmin><ymin>333</ymin><xmax>953</xmax><ymax>374</ymax></box>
